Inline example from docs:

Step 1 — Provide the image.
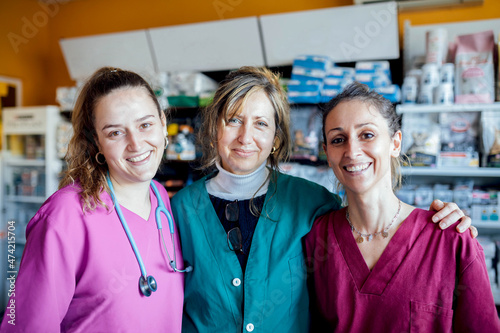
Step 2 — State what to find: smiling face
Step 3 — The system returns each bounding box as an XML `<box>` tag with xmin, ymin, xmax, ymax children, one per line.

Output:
<box><xmin>217</xmin><ymin>90</ymin><xmax>277</xmax><ymax>175</ymax></box>
<box><xmin>323</xmin><ymin>100</ymin><xmax>401</xmax><ymax>196</ymax></box>
<box><xmin>94</xmin><ymin>87</ymin><xmax>167</xmax><ymax>186</ymax></box>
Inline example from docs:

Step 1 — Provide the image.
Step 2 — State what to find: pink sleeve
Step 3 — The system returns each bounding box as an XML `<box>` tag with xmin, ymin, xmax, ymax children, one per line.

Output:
<box><xmin>1</xmin><ymin>211</ymin><xmax>77</xmax><ymax>332</ymax></box>
<box><xmin>453</xmin><ymin>242</ymin><xmax>500</xmax><ymax>332</ymax></box>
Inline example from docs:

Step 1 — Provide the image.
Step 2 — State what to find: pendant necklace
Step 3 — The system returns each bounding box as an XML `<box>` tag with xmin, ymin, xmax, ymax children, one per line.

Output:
<box><xmin>346</xmin><ymin>200</ymin><xmax>402</xmax><ymax>243</ymax></box>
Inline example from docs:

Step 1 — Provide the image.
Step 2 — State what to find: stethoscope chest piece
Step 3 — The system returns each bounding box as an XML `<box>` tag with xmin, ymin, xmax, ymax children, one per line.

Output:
<box><xmin>106</xmin><ymin>174</ymin><xmax>191</xmax><ymax>298</ymax></box>
<box><xmin>139</xmin><ymin>275</ymin><xmax>157</xmax><ymax>297</ymax></box>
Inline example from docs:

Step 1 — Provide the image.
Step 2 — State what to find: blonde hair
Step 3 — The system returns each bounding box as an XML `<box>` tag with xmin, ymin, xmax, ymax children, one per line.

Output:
<box><xmin>59</xmin><ymin>67</ymin><xmax>162</xmax><ymax>213</ymax></box>
<box><xmin>198</xmin><ymin>66</ymin><xmax>291</xmax><ymax>173</ymax></box>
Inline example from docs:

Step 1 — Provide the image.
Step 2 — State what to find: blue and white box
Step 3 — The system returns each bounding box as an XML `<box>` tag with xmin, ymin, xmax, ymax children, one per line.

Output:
<box><xmin>287</xmin><ymin>79</ymin><xmax>322</xmax><ymax>104</ymax></box>
<box><xmin>292</xmin><ymin>55</ymin><xmax>331</xmax><ymax>71</ymax></box>
<box><xmin>373</xmin><ymin>85</ymin><xmax>401</xmax><ymax>103</ymax></box>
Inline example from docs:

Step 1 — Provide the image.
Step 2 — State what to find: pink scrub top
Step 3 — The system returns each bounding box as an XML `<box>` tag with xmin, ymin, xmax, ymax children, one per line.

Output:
<box><xmin>0</xmin><ymin>181</ymin><xmax>184</xmax><ymax>332</ymax></box>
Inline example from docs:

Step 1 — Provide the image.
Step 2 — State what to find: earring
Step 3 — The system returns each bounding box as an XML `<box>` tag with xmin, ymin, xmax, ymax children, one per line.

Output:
<box><xmin>95</xmin><ymin>152</ymin><xmax>106</xmax><ymax>165</ymax></box>
<box><xmin>164</xmin><ymin>137</ymin><xmax>169</xmax><ymax>150</ymax></box>
<box><xmin>270</xmin><ymin>146</ymin><xmax>277</xmax><ymax>155</ymax></box>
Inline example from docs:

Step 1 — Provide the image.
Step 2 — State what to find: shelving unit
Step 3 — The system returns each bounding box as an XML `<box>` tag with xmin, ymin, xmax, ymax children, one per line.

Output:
<box><xmin>396</xmin><ymin>102</ymin><xmax>500</xmax><ymax>114</ymax></box>
<box><xmin>402</xmin><ymin>167</ymin><xmax>500</xmax><ymax>177</ymax></box>
<box><xmin>0</xmin><ymin>106</ymin><xmax>63</xmax><ymax>310</ymax></box>
<box><xmin>397</xmin><ymin>103</ymin><xmax>500</xmax><ymax>232</ymax></box>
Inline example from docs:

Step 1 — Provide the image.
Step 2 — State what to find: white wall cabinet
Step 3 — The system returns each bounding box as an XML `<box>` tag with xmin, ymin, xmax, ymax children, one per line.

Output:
<box><xmin>0</xmin><ymin>106</ymin><xmax>63</xmax><ymax>309</ymax></box>
<box><xmin>60</xmin><ymin>2</ymin><xmax>400</xmax><ymax>80</ymax></box>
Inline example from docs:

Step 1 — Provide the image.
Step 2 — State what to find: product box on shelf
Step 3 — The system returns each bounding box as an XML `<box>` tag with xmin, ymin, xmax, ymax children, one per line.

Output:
<box><xmin>319</xmin><ymin>67</ymin><xmax>355</xmax><ymax>102</ymax></box>
<box><xmin>373</xmin><ymin>85</ymin><xmax>401</xmax><ymax>103</ymax></box>
<box><xmin>355</xmin><ymin>61</ymin><xmax>391</xmax><ymax>78</ymax></box>
<box><xmin>291</xmin><ymin>67</ymin><xmax>327</xmax><ymax>82</ymax></box>
<box><xmin>287</xmin><ymin>80</ymin><xmax>322</xmax><ymax>104</ymax></box>
<box><xmin>355</xmin><ymin>61</ymin><xmax>392</xmax><ymax>88</ymax></box>
<box><xmin>453</xmin><ymin>180</ymin><xmax>474</xmax><ymax>217</ymax></box>
<box><xmin>291</xmin><ymin>55</ymin><xmax>330</xmax><ymax>82</ymax></box>
<box><xmin>354</xmin><ymin>73</ymin><xmax>391</xmax><ymax>89</ymax></box>
<box><xmin>471</xmin><ymin>190</ymin><xmax>499</xmax><ymax>223</ymax></box>
<box><xmin>414</xmin><ymin>186</ymin><xmax>434</xmax><ymax>207</ymax></box>
<box><xmin>433</xmin><ymin>184</ymin><xmax>454</xmax><ymax>203</ymax></box>
<box><xmin>396</xmin><ymin>185</ymin><xmax>416</xmax><ymax>205</ymax></box>
<box><xmin>292</xmin><ymin>55</ymin><xmax>331</xmax><ymax>72</ymax></box>
<box><xmin>320</xmin><ymin>89</ymin><xmax>340</xmax><ymax>104</ymax></box>
<box><xmin>328</xmin><ymin>67</ymin><xmax>355</xmax><ymax>79</ymax></box>
<box><xmin>288</xmin><ymin>55</ymin><xmax>331</xmax><ymax>104</ymax></box>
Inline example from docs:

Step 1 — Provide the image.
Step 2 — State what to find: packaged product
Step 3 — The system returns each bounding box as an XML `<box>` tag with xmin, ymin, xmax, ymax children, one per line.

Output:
<box><xmin>452</xmin><ymin>179</ymin><xmax>474</xmax><ymax>216</ymax></box>
<box><xmin>498</xmin><ymin>36</ymin><xmax>500</xmax><ymax>101</ymax></box>
<box><xmin>439</xmin><ymin>112</ymin><xmax>480</xmax><ymax>167</ymax></box>
<box><xmin>454</xmin><ymin>30</ymin><xmax>496</xmax><ymax>103</ymax></box>
<box><xmin>289</xmin><ymin>106</ymin><xmax>322</xmax><ymax>161</ymax></box>
<box><xmin>426</xmin><ymin>28</ymin><xmax>448</xmax><ymax>65</ymax></box>
<box><xmin>481</xmin><ymin>111</ymin><xmax>500</xmax><ymax>167</ymax></box>
<box><xmin>402</xmin><ymin>113</ymin><xmax>440</xmax><ymax>167</ymax></box>
<box><xmin>414</xmin><ymin>186</ymin><xmax>434</xmax><ymax>207</ymax></box>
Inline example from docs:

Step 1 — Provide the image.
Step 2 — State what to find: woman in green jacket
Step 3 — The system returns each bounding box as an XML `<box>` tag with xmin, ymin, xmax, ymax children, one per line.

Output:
<box><xmin>171</xmin><ymin>66</ymin><xmax>473</xmax><ymax>333</ymax></box>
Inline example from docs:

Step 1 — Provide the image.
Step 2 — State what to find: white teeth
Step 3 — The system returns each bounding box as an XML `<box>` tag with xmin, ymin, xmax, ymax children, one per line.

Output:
<box><xmin>128</xmin><ymin>151</ymin><xmax>150</xmax><ymax>162</ymax></box>
<box><xmin>345</xmin><ymin>163</ymin><xmax>369</xmax><ymax>172</ymax></box>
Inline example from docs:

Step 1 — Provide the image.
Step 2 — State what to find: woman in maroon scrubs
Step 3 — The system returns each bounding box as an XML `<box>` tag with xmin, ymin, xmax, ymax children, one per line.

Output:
<box><xmin>305</xmin><ymin>82</ymin><xmax>500</xmax><ymax>332</ymax></box>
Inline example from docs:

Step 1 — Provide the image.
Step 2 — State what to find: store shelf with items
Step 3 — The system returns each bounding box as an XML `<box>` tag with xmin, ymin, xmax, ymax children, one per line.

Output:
<box><xmin>396</xmin><ymin>102</ymin><xmax>500</xmax><ymax>114</ymax></box>
<box><xmin>154</xmin><ymin>106</ymin><xmax>203</xmax><ymax>196</ymax></box>
<box><xmin>398</xmin><ymin>170</ymin><xmax>500</xmax><ymax>229</ymax></box>
<box><xmin>402</xmin><ymin>166</ymin><xmax>500</xmax><ymax>178</ymax></box>
<box><xmin>0</xmin><ymin>106</ymin><xmax>64</xmax><ymax>309</ymax></box>
<box><xmin>396</xmin><ymin>102</ymin><xmax>500</xmax><ymax>174</ymax></box>
<box><xmin>396</xmin><ymin>103</ymin><xmax>500</xmax><ymax>233</ymax></box>
<box><xmin>155</xmin><ymin>159</ymin><xmax>203</xmax><ymax>198</ymax></box>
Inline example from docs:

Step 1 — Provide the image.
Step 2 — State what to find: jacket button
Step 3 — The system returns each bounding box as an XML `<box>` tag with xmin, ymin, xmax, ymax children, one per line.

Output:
<box><xmin>246</xmin><ymin>323</ymin><xmax>254</xmax><ymax>332</ymax></box>
<box><xmin>232</xmin><ymin>278</ymin><xmax>241</xmax><ymax>287</ymax></box>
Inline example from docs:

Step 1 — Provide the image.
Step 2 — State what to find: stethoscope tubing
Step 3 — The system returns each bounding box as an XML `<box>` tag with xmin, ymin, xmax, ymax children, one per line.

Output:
<box><xmin>106</xmin><ymin>173</ymin><xmax>189</xmax><ymax>297</ymax></box>
<box><xmin>106</xmin><ymin>175</ymin><xmax>151</xmax><ymax>279</ymax></box>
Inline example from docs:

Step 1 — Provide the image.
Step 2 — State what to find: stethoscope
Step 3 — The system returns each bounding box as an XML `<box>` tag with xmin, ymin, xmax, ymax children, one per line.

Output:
<box><xmin>106</xmin><ymin>174</ymin><xmax>192</xmax><ymax>297</ymax></box>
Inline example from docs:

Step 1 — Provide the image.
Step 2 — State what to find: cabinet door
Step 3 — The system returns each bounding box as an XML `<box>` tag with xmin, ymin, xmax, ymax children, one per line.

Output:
<box><xmin>260</xmin><ymin>2</ymin><xmax>399</xmax><ymax>66</ymax></box>
<box><xmin>149</xmin><ymin>17</ymin><xmax>265</xmax><ymax>72</ymax></box>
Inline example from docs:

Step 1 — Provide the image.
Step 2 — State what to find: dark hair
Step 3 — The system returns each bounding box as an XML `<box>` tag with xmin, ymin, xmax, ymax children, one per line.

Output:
<box><xmin>59</xmin><ymin>67</ymin><xmax>162</xmax><ymax>212</ymax></box>
<box><xmin>198</xmin><ymin>66</ymin><xmax>291</xmax><ymax>173</ymax></box>
<box><xmin>322</xmin><ymin>81</ymin><xmax>403</xmax><ymax>190</ymax></box>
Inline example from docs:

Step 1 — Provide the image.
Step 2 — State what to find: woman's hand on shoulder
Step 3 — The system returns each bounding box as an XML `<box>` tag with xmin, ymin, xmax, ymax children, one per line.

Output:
<box><xmin>429</xmin><ymin>199</ymin><xmax>477</xmax><ymax>238</ymax></box>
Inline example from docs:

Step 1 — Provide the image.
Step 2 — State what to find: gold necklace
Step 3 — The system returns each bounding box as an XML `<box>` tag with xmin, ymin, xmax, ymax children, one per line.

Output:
<box><xmin>346</xmin><ymin>200</ymin><xmax>402</xmax><ymax>243</ymax></box>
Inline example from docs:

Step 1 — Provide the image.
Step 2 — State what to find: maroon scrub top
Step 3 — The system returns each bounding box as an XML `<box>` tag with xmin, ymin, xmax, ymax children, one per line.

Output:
<box><xmin>305</xmin><ymin>208</ymin><xmax>500</xmax><ymax>332</ymax></box>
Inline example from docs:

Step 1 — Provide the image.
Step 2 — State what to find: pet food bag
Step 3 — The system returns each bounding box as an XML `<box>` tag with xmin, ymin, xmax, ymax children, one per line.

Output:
<box><xmin>402</xmin><ymin>113</ymin><xmax>440</xmax><ymax>167</ymax></box>
<box><xmin>439</xmin><ymin>112</ymin><xmax>480</xmax><ymax>167</ymax></box>
<box><xmin>454</xmin><ymin>30</ymin><xmax>496</xmax><ymax>104</ymax></box>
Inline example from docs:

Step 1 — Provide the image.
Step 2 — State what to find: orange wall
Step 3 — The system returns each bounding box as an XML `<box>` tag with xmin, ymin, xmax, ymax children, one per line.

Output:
<box><xmin>0</xmin><ymin>0</ymin><xmax>52</xmax><ymax>106</ymax></box>
<box><xmin>1</xmin><ymin>0</ymin><xmax>498</xmax><ymax>106</ymax></box>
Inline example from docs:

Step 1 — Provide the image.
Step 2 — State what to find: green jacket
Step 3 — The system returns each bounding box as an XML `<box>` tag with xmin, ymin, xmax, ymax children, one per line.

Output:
<box><xmin>171</xmin><ymin>170</ymin><xmax>341</xmax><ymax>333</ymax></box>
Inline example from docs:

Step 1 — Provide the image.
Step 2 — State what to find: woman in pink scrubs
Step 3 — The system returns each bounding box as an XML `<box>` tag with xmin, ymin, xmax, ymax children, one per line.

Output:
<box><xmin>0</xmin><ymin>68</ymin><xmax>184</xmax><ymax>332</ymax></box>
<box><xmin>305</xmin><ymin>82</ymin><xmax>500</xmax><ymax>332</ymax></box>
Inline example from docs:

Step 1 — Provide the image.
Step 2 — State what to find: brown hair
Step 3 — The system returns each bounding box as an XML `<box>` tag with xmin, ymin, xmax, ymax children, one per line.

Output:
<box><xmin>198</xmin><ymin>66</ymin><xmax>291</xmax><ymax>173</ymax></box>
<box><xmin>322</xmin><ymin>81</ymin><xmax>403</xmax><ymax>191</ymax></box>
<box><xmin>58</xmin><ymin>67</ymin><xmax>162</xmax><ymax>213</ymax></box>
